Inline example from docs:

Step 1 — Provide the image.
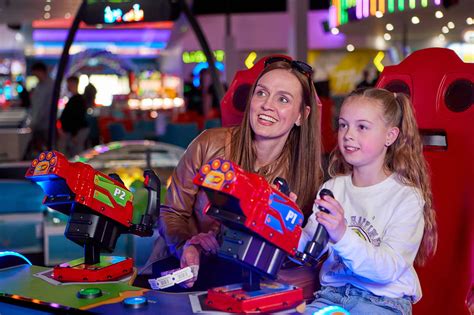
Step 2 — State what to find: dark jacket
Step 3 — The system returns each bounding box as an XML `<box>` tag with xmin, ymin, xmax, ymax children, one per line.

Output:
<box><xmin>60</xmin><ymin>94</ymin><xmax>88</xmax><ymax>136</ymax></box>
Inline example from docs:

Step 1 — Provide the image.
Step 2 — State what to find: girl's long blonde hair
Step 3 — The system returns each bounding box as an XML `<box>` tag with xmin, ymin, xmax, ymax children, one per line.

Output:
<box><xmin>329</xmin><ymin>88</ymin><xmax>437</xmax><ymax>265</ymax></box>
<box><xmin>230</xmin><ymin>61</ymin><xmax>323</xmax><ymax>213</ymax></box>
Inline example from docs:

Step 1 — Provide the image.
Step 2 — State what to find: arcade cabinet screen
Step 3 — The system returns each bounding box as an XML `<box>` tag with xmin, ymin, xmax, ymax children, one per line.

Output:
<box><xmin>84</xmin><ymin>0</ymin><xmax>181</xmax><ymax>25</ymax></box>
<box><xmin>85</xmin><ymin>74</ymin><xmax>130</xmax><ymax>106</ymax></box>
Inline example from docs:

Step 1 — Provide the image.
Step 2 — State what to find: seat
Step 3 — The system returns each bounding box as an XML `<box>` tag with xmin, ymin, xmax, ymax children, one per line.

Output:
<box><xmin>204</xmin><ymin>118</ymin><xmax>221</xmax><ymax>130</ymax></box>
<box><xmin>377</xmin><ymin>48</ymin><xmax>474</xmax><ymax>314</ymax></box>
<box><xmin>160</xmin><ymin>122</ymin><xmax>199</xmax><ymax>148</ymax></box>
<box><xmin>134</xmin><ymin>120</ymin><xmax>156</xmax><ymax>140</ymax></box>
<box><xmin>108</xmin><ymin>122</ymin><xmax>141</xmax><ymax>141</ymax></box>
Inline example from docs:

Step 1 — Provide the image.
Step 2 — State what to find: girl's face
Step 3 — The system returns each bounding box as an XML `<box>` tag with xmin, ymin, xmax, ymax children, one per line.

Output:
<box><xmin>249</xmin><ymin>69</ymin><xmax>309</xmax><ymax>144</ymax></box>
<box><xmin>337</xmin><ymin>96</ymin><xmax>399</xmax><ymax>175</ymax></box>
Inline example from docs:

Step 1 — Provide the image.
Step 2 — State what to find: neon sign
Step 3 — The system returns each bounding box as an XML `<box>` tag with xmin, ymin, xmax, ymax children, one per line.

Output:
<box><xmin>182</xmin><ymin>50</ymin><xmax>225</xmax><ymax>64</ymax></box>
<box><xmin>104</xmin><ymin>3</ymin><xmax>144</xmax><ymax>24</ymax></box>
<box><xmin>330</xmin><ymin>0</ymin><xmax>441</xmax><ymax>27</ymax></box>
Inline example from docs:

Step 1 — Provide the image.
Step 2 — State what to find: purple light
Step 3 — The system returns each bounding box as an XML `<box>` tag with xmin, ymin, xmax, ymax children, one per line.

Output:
<box><xmin>363</xmin><ymin>0</ymin><xmax>370</xmax><ymax>17</ymax></box>
<box><xmin>50</xmin><ymin>303</ymin><xmax>60</xmax><ymax>308</ymax></box>
<box><xmin>356</xmin><ymin>0</ymin><xmax>363</xmax><ymax>19</ymax></box>
<box><xmin>33</xmin><ymin>29</ymin><xmax>171</xmax><ymax>43</ymax></box>
<box><xmin>434</xmin><ymin>0</ymin><xmax>441</xmax><ymax>4</ymax></box>
<box><xmin>328</xmin><ymin>6</ymin><xmax>337</xmax><ymax>28</ymax></box>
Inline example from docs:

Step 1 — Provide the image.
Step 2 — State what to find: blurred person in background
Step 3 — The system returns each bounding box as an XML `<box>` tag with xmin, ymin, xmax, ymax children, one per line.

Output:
<box><xmin>58</xmin><ymin>76</ymin><xmax>89</xmax><ymax>157</ymax></box>
<box><xmin>83</xmin><ymin>82</ymin><xmax>97</xmax><ymax>109</ymax></box>
<box><xmin>29</xmin><ymin>62</ymin><xmax>54</xmax><ymax>154</ymax></box>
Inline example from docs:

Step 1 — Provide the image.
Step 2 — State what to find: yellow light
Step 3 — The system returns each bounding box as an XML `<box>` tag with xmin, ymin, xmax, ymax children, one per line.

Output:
<box><xmin>370</xmin><ymin>0</ymin><xmax>377</xmax><ymax>16</ymax></box>
<box><xmin>245</xmin><ymin>51</ymin><xmax>257</xmax><ymax>69</ymax></box>
<box><xmin>373</xmin><ymin>51</ymin><xmax>385</xmax><ymax>72</ymax></box>
<box><xmin>378</xmin><ymin>0</ymin><xmax>385</xmax><ymax>14</ymax></box>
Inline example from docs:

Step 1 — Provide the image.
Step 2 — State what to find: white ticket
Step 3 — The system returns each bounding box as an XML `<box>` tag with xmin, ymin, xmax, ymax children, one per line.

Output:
<box><xmin>148</xmin><ymin>265</ymin><xmax>199</xmax><ymax>290</ymax></box>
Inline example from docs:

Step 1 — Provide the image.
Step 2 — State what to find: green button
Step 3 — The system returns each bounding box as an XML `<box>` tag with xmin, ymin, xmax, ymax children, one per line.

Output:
<box><xmin>77</xmin><ymin>288</ymin><xmax>102</xmax><ymax>299</ymax></box>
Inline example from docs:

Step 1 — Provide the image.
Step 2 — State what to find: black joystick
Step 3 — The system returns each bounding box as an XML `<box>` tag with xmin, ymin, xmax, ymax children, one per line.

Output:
<box><xmin>296</xmin><ymin>188</ymin><xmax>334</xmax><ymax>266</ymax></box>
<box><xmin>273</xmin><ymin>177</ymin><xmax>290</xmax><ymax>196</ymax></box>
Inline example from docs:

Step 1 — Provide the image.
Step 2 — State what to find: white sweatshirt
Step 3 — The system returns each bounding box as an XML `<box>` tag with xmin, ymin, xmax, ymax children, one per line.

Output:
<box><xmin>299</xmin><ymin>174</ymin><xmax>425</xmax><ymax>302</ymax></box>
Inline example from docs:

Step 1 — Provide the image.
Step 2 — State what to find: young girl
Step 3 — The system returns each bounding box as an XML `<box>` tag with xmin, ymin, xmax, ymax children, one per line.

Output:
<box><xmin>301</xmin><ymin>88</ymin><xmax>437</xmax><ymax>314</ymax></box>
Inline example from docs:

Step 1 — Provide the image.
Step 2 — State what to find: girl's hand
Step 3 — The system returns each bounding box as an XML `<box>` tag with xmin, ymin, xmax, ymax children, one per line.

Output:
<box><xmin>314</xmin><ymin>194</ymin><xmax>347</xmax><ymax>243</ymax></box>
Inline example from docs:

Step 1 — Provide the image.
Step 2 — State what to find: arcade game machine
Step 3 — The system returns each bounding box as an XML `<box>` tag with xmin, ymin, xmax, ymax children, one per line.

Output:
<box><xmin>191</xmin><ymin>158</ymin><xmax>337</xmax><ymax>313</ymax></box>
<box><xmin>0</xmin><ymin>154</ymin><xmax>344</xmax><ymax>314</ymax></box>
<box><xmin>376</xmin><ymin>48</ymin><xmax>473</xmax><ymax>314</ymax></box>
<box><xmin>0</xmin><ymin>150</ymin><xmax>160</xmax><ymax>312</ymax></box>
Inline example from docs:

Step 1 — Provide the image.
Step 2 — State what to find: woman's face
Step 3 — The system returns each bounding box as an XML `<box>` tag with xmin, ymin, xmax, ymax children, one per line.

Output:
<box><xmin>249</xmin><ymin>69</ymin><xmax>306</xmax><ymax>144</ymax></box>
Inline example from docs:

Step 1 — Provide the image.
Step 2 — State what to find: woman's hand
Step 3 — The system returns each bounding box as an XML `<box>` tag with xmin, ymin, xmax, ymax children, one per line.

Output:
<box><xmin>289</xmin><ymin>192</ymin><xmax>298</xmax><ymax>203</ymax></box>
<box><xmin>187</xmin><ymin>231</ymin><xmax>220</xmax><ymax>254</ymax></box>
<box><xmin>179</xmin><ymin>244</ymin><xmax>200</xmax><ymax>288</ymax></box>
<box><xmin>179</xmin><ymin>231</ymin><xmax>219</xmax><ymax>288</ymax></box>
<box><xmin>314</xmin><ymin>194</ymin><xmax>347</xmax><ymax>243</ymax></box>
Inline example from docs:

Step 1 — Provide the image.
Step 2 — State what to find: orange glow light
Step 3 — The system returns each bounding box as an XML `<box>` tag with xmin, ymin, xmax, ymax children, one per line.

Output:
<box><xmin>225</xmin><ymin>171</ymin><xmax>234</xmax><ymax>181</ymax></box>
<box><xmin>211</xmin><ymin>160</ymin><xmax>221</xmax><ymax>170</ymax></box>
<box><xmin>221</xmin><ymin>162</ymin><xmax>230</xmax><ymax>172</ymax></box>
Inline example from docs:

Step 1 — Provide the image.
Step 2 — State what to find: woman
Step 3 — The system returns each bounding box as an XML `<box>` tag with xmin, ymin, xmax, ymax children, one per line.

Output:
<box><xmin>149</xmin><ymin>56</ymin><xmax>323</xmax><ymax>290</ymax></box>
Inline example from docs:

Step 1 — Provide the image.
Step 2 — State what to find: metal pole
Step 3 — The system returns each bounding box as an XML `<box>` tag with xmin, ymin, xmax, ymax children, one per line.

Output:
<box><xmin>180</xmin><ymin>0</ymin><xmax>225</xmax><ymax>102</ymax></box>
<box><xmin>47</xmin><ymin>0</ymin><xmax>87</xmax><ymax>149</ymax></box>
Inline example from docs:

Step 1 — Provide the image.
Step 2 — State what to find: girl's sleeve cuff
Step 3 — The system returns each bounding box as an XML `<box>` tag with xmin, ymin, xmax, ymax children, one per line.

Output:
<box><xmin>332</xmin><ymin>228</ymin><xmax>360</xmax><ymax>256</ymax></box>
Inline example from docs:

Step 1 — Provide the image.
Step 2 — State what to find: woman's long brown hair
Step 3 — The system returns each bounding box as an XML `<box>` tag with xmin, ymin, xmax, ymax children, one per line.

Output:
<box><xmin>329</xmin><ymin>88</ymin><xmax>438</xmax><ymax>265</ymax></box>
<box><xmin>230</xmin><ymin>61</ymin><xmax>323</xmax><ymax>212</ymax></box>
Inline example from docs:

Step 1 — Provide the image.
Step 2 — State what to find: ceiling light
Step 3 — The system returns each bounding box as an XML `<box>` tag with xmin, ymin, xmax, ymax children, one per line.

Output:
<box><xmin>411</xmin><ymin>16</ymin><xmax>420</xmax><ymax>24</ymax></box>
<box><xmin>44</xmin><ymin>4</ymin><xmax>51</xmax><ymax>11</ymax></box>
<box><xmin>467</xmin><ymin>17</ymin><xmax>473</xmax><ymax>25</ymax></box>
<box><xmin>447</xmin><ymin>21</ymin><xmax>455</xmax><ymax>29</ymax></box>
<box><xmin>386</xmin><ymin>23</ymin><xmax>394</xmax><ymax>31</ymax></box>
<box><xmin>15</xmin><ymin>33</ymin><xmax>24</xmax><ymax>42</ymax></box>
<box><xmin>331</xmin><ymin>27</ymin><xmax>340</xmax><ymax>35</ymax></box>
<box><xmin>375</xmin><ymin>11</ymin><xmax>383</xmax><ymax>18</ymax></box>
<box><xmin>438</xmin><ymin>34</ymin><xmax>445</xmax><ymax>41</ymax></box>
<box><xmin>384</xmin><ymin>33</ymin><xmax>392</xmax><ymax>40</ymax></box>
<box><xmin>442</xmin><ymin>26</ymin><xmax>449</xmax><ymax>34</ymax></box>
<box><xmin>346</xmin><ymin>44</ymin><xmax>355</xmax><ymax>52</ymax></box>
<box><xmin>435</xmin><ymin>11</ymin><xmax>443</xmax><ymax>19</ymax></box>
<box><xmin>43</xmin><ymin>12</ymin><xmax>51</xmax><ymax>19</ymax></box>
<box><xmin>462</xmin><ymin>29</ymin><xmax>474</xmax><ymax>43</ymax></box>
<box><xmin>65</xmin><ymin>12</ymin><xmax>71</xmax><ymax>19</ymax></box>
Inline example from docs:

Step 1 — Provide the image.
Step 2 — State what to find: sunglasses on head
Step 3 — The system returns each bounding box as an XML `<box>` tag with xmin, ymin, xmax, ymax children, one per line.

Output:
<box><xmin>264</xmin><ymin>56</ymin><xmax>313</xmax><ymax>79</ymax></box>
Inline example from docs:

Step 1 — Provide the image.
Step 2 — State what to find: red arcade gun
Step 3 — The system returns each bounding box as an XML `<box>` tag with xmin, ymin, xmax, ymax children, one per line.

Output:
<box><xmin>376</xmin><ymin>48</ymin><xmax>473</xmax><ymax>314</ymax></box>
<box><xmin>25</xmin><ymin>150</ymin><xmax>160</xmax><ymax>282</ymax></box>
<box><xmin>193</xmin><ymin>158</ymin><xmax>329</xmax><ymax>313</ymax></box>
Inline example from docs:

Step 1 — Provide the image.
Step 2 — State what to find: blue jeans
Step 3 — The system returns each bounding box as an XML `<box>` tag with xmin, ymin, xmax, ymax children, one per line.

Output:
<box><xmin>305</xmin><ymin>284</ymin><xmax>412</xmax><ymax>315</ymax></box>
